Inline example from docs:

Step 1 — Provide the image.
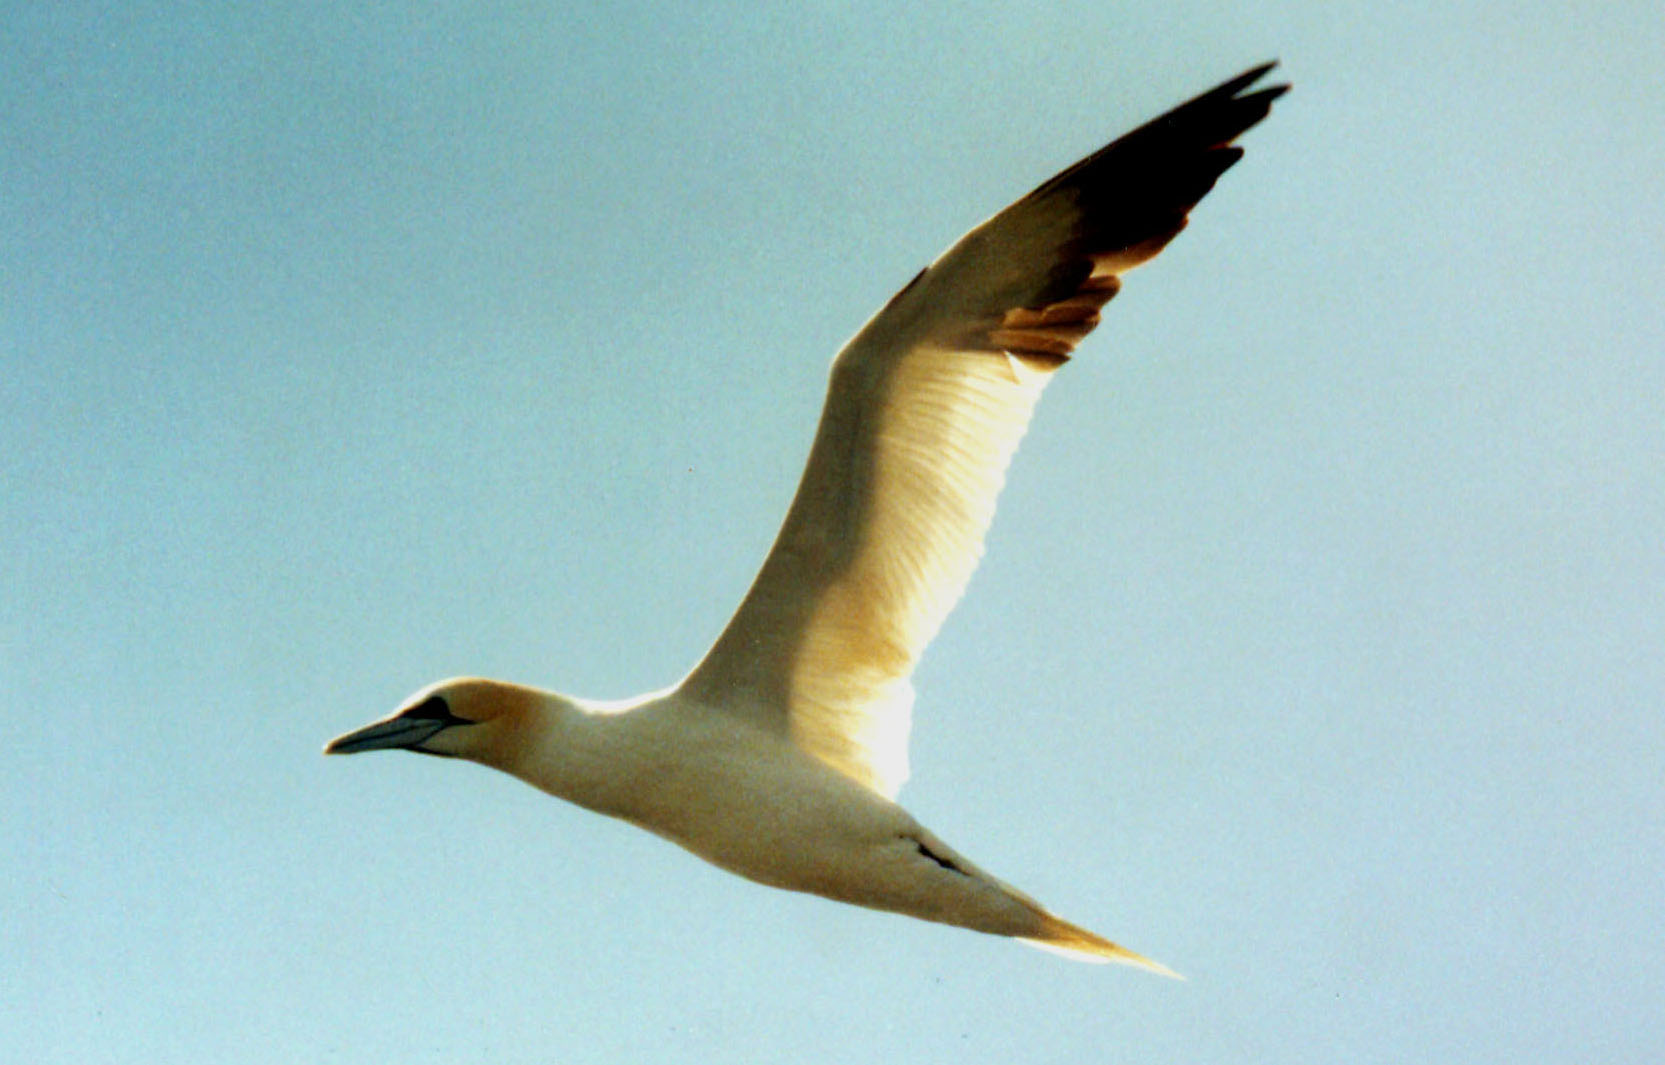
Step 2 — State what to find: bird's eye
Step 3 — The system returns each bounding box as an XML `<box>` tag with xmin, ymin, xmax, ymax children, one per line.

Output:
<box><xmin>404</xmin><ymin>695</ymin><xmax>457</xmax><ymax>722</ymax></box>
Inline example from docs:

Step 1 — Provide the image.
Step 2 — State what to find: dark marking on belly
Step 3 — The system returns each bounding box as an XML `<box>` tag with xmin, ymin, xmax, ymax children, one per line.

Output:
<box><xmin>911</xmin><ymin>836</ymin><xmax>969</xmax><ymax>876</ymax></box>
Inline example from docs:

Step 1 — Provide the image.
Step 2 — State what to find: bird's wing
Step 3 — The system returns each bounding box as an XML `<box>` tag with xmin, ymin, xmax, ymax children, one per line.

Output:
<box><xmin>678</xmin><ymin>64</ymin><xmax>1287</xmax><ymax>797</ymax></box>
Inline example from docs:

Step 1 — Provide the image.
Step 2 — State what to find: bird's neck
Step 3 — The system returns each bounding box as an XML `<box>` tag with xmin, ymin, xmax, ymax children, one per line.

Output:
<box><xmin>487</xmin><ymin>689</ymin><xmax>667</xmax><ymax>820</ymax></box>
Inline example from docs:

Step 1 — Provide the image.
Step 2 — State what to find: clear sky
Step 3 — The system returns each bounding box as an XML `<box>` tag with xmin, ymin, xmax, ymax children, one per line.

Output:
<box><xmin>5</xmin><ymin>2</ymin><xmax>1661</xmax><ymax>1062</ymax></box>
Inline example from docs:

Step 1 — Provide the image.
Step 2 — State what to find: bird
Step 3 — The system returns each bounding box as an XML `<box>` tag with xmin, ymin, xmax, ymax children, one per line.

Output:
<box><xmin>326</xmin><ymin>63</ymin><xmax>1287</xmax><ymax>975</ymax></box>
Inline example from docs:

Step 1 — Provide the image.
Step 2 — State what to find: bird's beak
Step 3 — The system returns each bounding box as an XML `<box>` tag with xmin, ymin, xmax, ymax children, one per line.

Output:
<box><xmin>324</xmin><ymin>715</ymin><xmax>450</xmax><ymax>755</ymax></box>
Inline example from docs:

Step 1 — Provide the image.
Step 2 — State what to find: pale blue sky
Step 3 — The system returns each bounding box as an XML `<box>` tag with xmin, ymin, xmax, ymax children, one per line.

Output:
<box><xmin>5</xmin><ymin>2</ymin><xmax>1662</xmax><ymax>1062</ymax></box>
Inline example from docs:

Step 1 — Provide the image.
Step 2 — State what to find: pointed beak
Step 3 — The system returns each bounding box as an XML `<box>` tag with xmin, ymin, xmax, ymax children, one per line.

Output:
<box><xmin>324</xmin><ymin>715</ymin><xmax>450</xmax><ymax>755</ymax></box>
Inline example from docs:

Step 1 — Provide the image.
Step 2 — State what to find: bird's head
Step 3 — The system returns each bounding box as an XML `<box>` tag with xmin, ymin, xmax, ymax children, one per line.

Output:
<box><xmin>324</xmin><ymin>677</ymin><xmax>542</xmax><ymax>764</ymax></box>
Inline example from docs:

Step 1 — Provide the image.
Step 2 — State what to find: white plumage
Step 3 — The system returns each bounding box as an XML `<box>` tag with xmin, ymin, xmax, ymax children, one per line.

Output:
<box><xmin>327</xmin><ymin>63</ymin><xmax>1287</xmax><ymax>974</ymax></box>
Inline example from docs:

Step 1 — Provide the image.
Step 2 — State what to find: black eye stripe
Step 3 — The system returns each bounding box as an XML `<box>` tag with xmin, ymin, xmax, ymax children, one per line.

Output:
<box><xmin>403</xmin><ymin>694</ymin><xmax>470</xmax><ymax>725</ymax></box>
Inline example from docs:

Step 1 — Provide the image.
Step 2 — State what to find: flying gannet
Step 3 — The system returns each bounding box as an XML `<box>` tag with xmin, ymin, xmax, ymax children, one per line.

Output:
<box><xmin>327</xmin><ymin>63</ymin><xmax>1287</xmax><ymax>974</ymax></box>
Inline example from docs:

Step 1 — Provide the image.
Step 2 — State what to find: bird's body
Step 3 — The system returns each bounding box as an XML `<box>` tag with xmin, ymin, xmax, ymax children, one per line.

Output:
<box><xmin>382</xmin><ymin>678</ymin><xmax>1120</xmax><ymax>959</ymax></box>
<box><xmin>327</xmin><ymin>64</ymin><xmax>1287</xmax><ymax>974</ymax></box>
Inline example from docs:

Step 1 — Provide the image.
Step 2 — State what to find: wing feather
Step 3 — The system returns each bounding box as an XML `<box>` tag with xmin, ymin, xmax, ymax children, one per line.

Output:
<box><xmin>679</xmin><ymin>64</ymin><xmax>1287</xmax><ymax>796</ymax></box>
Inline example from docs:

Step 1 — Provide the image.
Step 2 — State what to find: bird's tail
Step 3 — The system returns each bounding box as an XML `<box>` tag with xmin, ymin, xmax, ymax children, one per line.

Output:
<box><xmin>1018</xmin><ymin>909</ymin><xmax>1183</xmax><ymax>978</ymax></box>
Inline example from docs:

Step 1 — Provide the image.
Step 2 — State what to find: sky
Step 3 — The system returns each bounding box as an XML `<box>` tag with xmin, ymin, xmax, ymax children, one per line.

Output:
<box><xmin>4</xmin><ymin>2</ymin><xmax>1662</xmax><ymax>1062</ymax></box>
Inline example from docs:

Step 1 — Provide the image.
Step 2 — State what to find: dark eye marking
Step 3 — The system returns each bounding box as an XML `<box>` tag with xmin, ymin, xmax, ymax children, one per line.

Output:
<box><xmin>402</xmin><ymin>694</ymin><xmax>471</xmax><ymax>726</ymax></box>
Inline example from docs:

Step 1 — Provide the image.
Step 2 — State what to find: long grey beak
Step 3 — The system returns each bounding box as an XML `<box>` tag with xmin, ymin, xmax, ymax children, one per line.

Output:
<box><xmin>324</xmin><ymin>715</ymin><xmax>450</xmax><ymax>755</ymax></box>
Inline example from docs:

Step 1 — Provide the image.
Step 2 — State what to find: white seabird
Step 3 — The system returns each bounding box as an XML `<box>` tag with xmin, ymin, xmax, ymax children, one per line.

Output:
<box><xmin>327</xmin><ymin>64</ymin><xmax>1287</xmax><ymax>974</ymax></box>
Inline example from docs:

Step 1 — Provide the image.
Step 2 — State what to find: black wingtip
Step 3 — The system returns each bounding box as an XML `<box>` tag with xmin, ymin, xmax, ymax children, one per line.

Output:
<box><xmin>1199</xmin><ymin>60</ymin><xmax>1290</xmax><ymax>110</ymax></box>
<box><xmin>1008</xmin><ymin>59</ymin><xmax>1289</xmax><ymax>285</ymax></box>
<box><xmin>1222</xmin><ymin>59</ymin><xmax>1279</xmax><ymax>92</ymax></box>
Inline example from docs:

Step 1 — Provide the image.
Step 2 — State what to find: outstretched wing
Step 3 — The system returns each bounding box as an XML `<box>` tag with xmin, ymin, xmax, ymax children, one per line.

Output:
<box><xmin>678</xmin><ymin>64</ymin><xmax>1287</xmax><ymax>797</ymax></box>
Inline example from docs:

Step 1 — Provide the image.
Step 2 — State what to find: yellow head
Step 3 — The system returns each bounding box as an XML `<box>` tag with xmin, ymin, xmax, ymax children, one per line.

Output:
<box><xmin>324</xmin><ymin>677</ymin><xmax>543</xmax><ymax>765</ymax></box>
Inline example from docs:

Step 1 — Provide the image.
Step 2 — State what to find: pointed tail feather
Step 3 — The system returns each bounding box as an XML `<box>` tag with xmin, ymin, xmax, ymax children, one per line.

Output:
<box><xmin>1019</xmin><ymin>911</ymin><xmax>1184</xmax><ymax>978</ymax></box>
